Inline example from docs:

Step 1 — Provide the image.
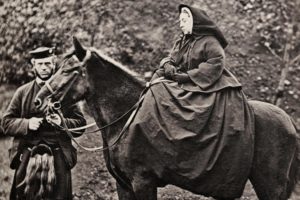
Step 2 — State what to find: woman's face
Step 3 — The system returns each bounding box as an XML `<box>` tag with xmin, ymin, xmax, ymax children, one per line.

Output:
<box><xmin>179</xmin><ymin>8</ymin><xmax>193</xmax><ymax>35</ymax></box>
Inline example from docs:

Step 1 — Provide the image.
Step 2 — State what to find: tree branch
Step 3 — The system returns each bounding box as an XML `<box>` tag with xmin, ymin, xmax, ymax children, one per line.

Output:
<box><xmin>273</xmin><ymin>43</ymin><xmax>290</xmax><ymax>106</ymax></box>
<box><xmin>290</xmin><ymin>53</ymin><xmax>300</xmax><ymax>65</ymax></box>
<box><xmin>264</xmin><ymin>43</ymin><xmax>283</xmax><ymax>62</ymax></box>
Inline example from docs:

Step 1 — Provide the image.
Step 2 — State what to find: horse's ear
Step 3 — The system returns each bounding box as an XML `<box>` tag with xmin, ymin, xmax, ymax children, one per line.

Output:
<box><xmin>73</xmin><ymin>36</ymin><xmax>87</xmax><ymax>61</ymax></box>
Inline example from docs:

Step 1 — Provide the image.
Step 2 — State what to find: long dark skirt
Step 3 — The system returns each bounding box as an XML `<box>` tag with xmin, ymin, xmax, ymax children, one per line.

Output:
<box><xmin>128</xmin><ymin>81</ymin><xmax>254</xmax><ymax>198</ymax></box>
<box><xmin>10</xmin><ymin>147</ymin><xmax>72</xmax><ymax>200</ymax></box>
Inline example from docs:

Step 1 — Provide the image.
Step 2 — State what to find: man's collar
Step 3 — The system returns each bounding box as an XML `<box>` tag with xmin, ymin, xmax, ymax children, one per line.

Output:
<box><xmin>36</xmin><ymin>77</ymin><xmax>46</xmax><ymax>86</ymax></box>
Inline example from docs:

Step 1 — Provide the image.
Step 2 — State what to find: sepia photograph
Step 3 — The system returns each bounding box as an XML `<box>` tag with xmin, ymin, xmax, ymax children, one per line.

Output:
<box><xmin>0</xmin><ymin>0</ymin><xmax>300</xmax><ymax>199</ymax></box>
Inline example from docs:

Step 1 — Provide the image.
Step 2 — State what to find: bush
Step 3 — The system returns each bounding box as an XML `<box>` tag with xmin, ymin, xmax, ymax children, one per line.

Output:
<box><xmin>0</xmin><ymin>0</ymin><xmax>178</xmax><ymax>84</ymax></box>
<box><xmin>1</xmin><ymin>0</ymin><xmax>299</xmax><ymax>84</ymax></box>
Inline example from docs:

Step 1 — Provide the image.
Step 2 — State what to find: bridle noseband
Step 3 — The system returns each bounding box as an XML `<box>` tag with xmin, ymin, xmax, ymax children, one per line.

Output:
<box><xmin>44</xmin><ymin>56</ymin><xmax>83</xmax><ymax>113</ymax></box>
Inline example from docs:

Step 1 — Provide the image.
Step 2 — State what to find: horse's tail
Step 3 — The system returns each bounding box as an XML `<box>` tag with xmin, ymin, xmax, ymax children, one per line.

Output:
<box><xmin>288</xmin><ymin>119</ymin><xmax>300</xmax><ymax>200</ymax></box>
<box><xmin>21</xmin><ymin>144</ymin><xmax>56</xmax><ymax>200</ymax></box>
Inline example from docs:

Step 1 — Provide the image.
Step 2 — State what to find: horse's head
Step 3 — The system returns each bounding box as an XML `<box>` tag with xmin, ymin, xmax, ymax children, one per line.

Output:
<box><xmin>36</xmin><ymin>36</ymin><xmax>145</xmax><ymax>115</ymax></box>
<box><xmin>34</xmin><ymin>37</ymin><xmax>90</xmax><ymax>111</ymax></box>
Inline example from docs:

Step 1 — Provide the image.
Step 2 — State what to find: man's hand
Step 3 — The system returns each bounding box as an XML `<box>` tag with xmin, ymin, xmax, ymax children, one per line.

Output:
<box><xmin>46</xmin><ymin>114</ymin><xmax>62</xmax><ymax>126</ymax></box>
<box><xmin>163</xmin><ymin>63</ymin><xmax>177</xmax><ymax>79</ymax></box>
<box><xmin>28</xmin><ymin>117</ymin><xmax>44</xmax><ymax>131</ymax></box>
<box><xmin>173</xmin><ymin>72</ymin><xmax>191</xmax><ymax>84</ymax></box>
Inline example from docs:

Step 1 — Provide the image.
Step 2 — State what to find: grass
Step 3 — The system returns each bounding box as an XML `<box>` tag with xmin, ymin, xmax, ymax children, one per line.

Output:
<box><xmin>0</xmin><ymin>85</ymin><xmax>17</xmax><ymax>199</ymax></box>
<box><xmin>0</xmin><ymin>84</ymin><xmax>17</xmax><ymax>135</ymax></box>
<box><xmin>0</xmin><ymin>138</ymin><xmax>14</xmax><ymax>200</ymax></box>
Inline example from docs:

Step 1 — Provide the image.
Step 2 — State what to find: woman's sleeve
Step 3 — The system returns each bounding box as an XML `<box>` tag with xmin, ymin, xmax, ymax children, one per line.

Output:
<box><xmin>187</xmin><ymin>37</ymin><xmax>225</xmax><ymax>89</ymax></box>
<box><xmin>159</xmin><ymin>38</ymin><xmax>181</xmax><ymax>68</ymax></box>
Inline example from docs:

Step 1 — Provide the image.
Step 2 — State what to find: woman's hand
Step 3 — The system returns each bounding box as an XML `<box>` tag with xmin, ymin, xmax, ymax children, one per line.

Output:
<box><xmin>173</xmin><ymin>72</ymin><xmax>191</xmax><ymax>84</ymax></box>
<box><xmin>163</xmin><ymin>63</ymin><xmax>177</xmax><ymax>79</ymax></box>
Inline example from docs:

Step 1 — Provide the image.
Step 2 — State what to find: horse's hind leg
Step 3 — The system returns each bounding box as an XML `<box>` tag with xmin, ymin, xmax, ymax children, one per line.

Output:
<box><xmin>248</xmin><ymin>101</ymin><xmax>300</xmax><ymax>200</ymax></box>
<box><xmin>249</xmin><ymin>137</ymin><xmax>295</xmax><ymax>200</ymax></box>
<box><xmin>289</xmin><ymin>183</ymin><xmax>300</xmax><ymax>200</ymax></box>
<box><xmin>116</xmin><ymin>182</ymin><xmax>136</xmax><ymax>200</ymax></box>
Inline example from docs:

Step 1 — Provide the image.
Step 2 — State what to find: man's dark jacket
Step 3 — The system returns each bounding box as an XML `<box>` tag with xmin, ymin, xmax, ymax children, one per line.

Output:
<box><xmin>2</xmin><ymin>80</ymin><xmax>86</xmax><ymax>169</ymax></box>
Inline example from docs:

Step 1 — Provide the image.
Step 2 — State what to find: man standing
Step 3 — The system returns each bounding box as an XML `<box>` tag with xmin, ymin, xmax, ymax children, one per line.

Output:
<box><xmin>2</xmin><ymin>47</ymin><xmax>86</xmax><ymax>199</ymax></box>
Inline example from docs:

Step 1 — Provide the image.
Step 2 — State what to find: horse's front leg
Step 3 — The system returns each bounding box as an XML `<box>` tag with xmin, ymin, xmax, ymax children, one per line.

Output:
<box><xmin>132</xmin><ymin>176</ymin><xmax>157</xmax><ymax>200</ymax></box>
<box><xmin>116</xmin><ymin>182</ymin><xmax>136</xmax><ymax>200</ymax></box>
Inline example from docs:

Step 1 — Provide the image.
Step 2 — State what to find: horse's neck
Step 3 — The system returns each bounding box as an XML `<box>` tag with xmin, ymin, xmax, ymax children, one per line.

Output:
<box><xmin>85</xmin><ymin>59</ymin><xmax>145</xmax><ymax>136</ymax></box>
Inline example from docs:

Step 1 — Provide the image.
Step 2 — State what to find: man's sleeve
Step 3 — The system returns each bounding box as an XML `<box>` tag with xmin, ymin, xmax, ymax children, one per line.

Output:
<box><xmin>63</xmin><ymin>103</ymin><xmax>87</xmax><ymax>137</ymax></box>
<box><xmin>1</xmin><ymin>88</ymin><xmax>29</xmax><ymax>136</ymax></box>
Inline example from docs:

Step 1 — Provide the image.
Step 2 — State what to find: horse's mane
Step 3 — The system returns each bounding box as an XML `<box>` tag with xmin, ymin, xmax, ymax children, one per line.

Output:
<box><xmin>90</xmin><ymin>47</ymin><xmax>146</xmax><ymax>86</ymax></box>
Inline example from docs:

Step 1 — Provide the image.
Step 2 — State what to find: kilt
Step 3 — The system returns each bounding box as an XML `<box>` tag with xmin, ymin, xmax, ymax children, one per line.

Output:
<box><xmin>10</xmin><ymin>146</ymin><xmax>72</xmax><ymax>200</ymax></box>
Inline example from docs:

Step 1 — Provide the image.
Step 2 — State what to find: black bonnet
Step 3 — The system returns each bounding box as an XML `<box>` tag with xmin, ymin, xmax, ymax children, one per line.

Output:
<box><xmin>178</xmin><ymin>4</ymin><xmax>228</xmax><ymax>48</ymax></box>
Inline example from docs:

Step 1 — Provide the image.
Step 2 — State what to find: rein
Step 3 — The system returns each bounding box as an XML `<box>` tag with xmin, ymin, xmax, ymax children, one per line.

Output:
<box><xmin>47</xmin><ymin>77</ymin><xmax>171</xmax><ymax>151</ymax></box>
<box><xmin>44</xmin><ymin>52</ymin><xmax>139</xmax><ymax>135</ymax></box>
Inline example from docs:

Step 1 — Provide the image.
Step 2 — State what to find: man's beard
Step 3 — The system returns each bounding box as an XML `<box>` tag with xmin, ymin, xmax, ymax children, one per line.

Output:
<box><xmin>34</xmin><ymin>69</ymin><xmax>53</xmax><ymax>81</ymax></box>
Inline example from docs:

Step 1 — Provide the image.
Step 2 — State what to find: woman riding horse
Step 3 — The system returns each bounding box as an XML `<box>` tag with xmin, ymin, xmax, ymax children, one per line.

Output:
<box><xmin>129</xmin><ymin>4</ymin><xmax>255</xmax><ymax>198</ymax></box>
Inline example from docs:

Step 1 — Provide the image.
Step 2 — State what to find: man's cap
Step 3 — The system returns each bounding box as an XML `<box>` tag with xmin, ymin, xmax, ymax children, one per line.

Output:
<box><xmin>29</xmin><ymin>47</ymin><xmax>54</xmax><ymax>59</ymax></box>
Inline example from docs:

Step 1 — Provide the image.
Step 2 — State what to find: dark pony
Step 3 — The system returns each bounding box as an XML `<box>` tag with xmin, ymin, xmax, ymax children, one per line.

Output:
<box><xmin>35</xmin><ymin>37</ymin><xmax>300</xmax><ymax>200</ymax></box>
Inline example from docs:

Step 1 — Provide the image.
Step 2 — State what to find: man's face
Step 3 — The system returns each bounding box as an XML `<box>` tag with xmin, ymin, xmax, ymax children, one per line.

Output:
<box><xmin>179</xmin><ymin>9</ymin><xmax>193</xmax><ymax>35</ymax></box>
<box><xmin>32</xmin><ymin>57</ymin><xmax>55</xmax><ymax>80</ymax></box>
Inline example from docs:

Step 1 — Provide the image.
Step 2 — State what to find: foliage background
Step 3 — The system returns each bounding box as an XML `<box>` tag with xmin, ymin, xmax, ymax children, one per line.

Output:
<box><xmin>0</xmin><ymin>0</ymin><xmax>300</xmax><ymax>199</ymax></box>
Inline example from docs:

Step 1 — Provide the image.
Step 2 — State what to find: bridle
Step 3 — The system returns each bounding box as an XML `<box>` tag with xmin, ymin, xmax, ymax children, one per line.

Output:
<box><xmin>44</xmin><ymin>51</ymin><xmax>133</xmax><ymax>132</ymax></box>
<box><xmin>43</xmin><ymin>50</ymin><xmax>172</xmax><ymax>151</ymax></box>
<box><xmin>44</xmin><ymin>57</ymin><xmax>81</xmax><ymax>107</ymax></box>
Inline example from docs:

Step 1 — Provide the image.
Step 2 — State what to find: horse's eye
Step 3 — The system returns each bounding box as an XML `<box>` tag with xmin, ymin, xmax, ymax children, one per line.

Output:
<box><xmin>62</xmin><ymin>66</ymin><xmax>80</xmax><ymax>74</ymax></box>
<box><xmin>62</xmin><ymin>70</ymin><xmax>70</xmax><ymax>74</ymax></box>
